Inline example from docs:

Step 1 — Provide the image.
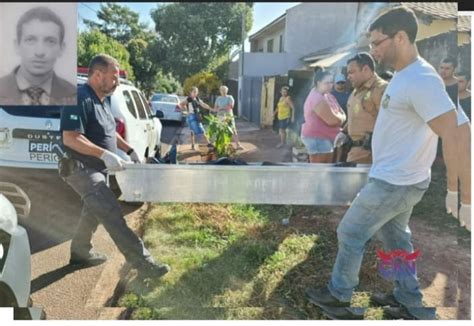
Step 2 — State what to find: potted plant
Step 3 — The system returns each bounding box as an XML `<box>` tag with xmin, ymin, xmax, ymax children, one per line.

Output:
<box><xmin>204</xmin><ymin>114</ymin><xmax>236</xmax><ymax>158</ymax></box>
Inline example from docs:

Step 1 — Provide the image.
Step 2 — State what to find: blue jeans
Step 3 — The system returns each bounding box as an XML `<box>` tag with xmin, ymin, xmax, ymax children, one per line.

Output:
<box><xmin>328</xmin><ymin>177</ymin><xmax>434</xmax><ymax>319</ymax></box>
<box><xmin>302</xmin><ymin>136</ymin><xmax>334</xmax><ymax>154</ymax></box>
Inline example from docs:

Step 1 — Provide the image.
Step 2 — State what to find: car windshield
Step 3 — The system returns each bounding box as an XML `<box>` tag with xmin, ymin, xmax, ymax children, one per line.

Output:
<box><xmin>151</xmin><ymin>94</ymin><xmax>178</xmax><ymax>104</ymax></box>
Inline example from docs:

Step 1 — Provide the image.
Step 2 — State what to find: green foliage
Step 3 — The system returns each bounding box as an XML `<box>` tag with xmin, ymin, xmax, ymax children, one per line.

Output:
<box><xmin>154</xmin><ymin>71</ymin><xmax>182</xmax><ymax>95</ymax></box>
<box><xmin>151</xmin><ymin>2</ymin><xmax>253</xmax><ymax>81</ymax></box>
<box><xmin>182</xmin><ymin>71</ymin><xmax>221</xmax><ymax>100</ymax></box>
<box><xmin>205</xmin><ymin>114</ymin><xmax>235</xmax><ymax>157</ymax></box>
<box><xmin>77</xmin><ymin>29</ymin><xmax>135</xmax><ymax>80</ymax></box>
<box><xmin>83</xmin><ymin>3</ymin><xmax>151</xmax><ymax>44</ymax></box>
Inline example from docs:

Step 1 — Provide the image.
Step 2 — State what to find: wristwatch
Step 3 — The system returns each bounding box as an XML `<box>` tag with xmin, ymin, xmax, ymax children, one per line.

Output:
<box><xmin>126</xmin><ymin>148</ymin><xmax>134</xmax><ymax>155</ymax></box>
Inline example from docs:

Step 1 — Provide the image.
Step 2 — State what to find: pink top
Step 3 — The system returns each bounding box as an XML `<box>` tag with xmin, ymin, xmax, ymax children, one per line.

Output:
<box><xmin>301</xmin><ymin>89</ymin><xmax>342</xmax><ymax>141</ymax></box>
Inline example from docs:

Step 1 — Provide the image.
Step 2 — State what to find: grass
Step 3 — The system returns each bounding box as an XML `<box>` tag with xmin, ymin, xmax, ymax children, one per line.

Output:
<box><xmin>118</xmin><ymin>162</ymin><xmax>469</xmax><ymax>320</ymax></box>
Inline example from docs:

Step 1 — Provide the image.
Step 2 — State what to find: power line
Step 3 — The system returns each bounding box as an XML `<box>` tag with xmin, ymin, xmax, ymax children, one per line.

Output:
<box><xmin>80</xmin><ymin>3</ymin><xmax>98</xmax><ymax>15</ymax></box>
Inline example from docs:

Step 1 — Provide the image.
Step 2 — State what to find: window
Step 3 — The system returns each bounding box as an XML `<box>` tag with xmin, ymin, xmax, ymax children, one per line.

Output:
<box><xmin>123</xmin><ymin>91</ymin><xmax>138</xmax><ymax>118</ymax></box>
<box><xmin>267</xmin><ymin>39</ymin><xmax>274</xmax><ymax>53</ymax></box>
<box><xmin>131</xmin><ymin>90</ymin><xmax>148</xmax><ymax>119</ymax></box>
<box><xmin>139</xmin><ymin>92</ymin><xmax>154</xmax><ymax>118</ymax></box>
<box><xmin>151</xmin><ymin>94</ymin><xmax>178</xmax><ymax>103</ymax></box>
<box><xmin>0</xmin><ymin>106</ymin><xmax>60</xmax><ymax>118</ymax></box>
<box><xmin>279</xmin><ymin>35</ymin><xmax>284</xmax><ymax>53</ymax></box>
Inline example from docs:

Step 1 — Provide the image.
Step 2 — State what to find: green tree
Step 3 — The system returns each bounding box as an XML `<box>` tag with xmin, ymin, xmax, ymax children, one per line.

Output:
<box><xmin>154</xmin><ymin>72</ymin><xmax>182</xmax><ymax>95</ymax></box>
<box><xmin>83</xmin><ymin>3</ymin><xmax>151</xmax><ymax>44</ymax></box>
<box><xmin>77</xmin><ymin>29</ymin><xmax>135</xmax><ymax>80</ymax></box>
<box><xmin>183</xmin><ymin>72</ymin><xmax>221</xmax><ymax>100</ymax></box>
<box><xmin>151</xmin><ymin>2</ymin><xmax>253</xmax><ymax>82</ymax></box>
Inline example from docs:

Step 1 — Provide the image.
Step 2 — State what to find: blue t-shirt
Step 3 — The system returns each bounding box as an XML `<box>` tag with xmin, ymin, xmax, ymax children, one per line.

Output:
<box><xmin>331</xmin><ymin>89</ymin><xmax>350</xmax><ymax>114</ymax></box>
<box><xmin>215</xmin><ymin>95</ymin><xmax>234</xmax><ymax>112</ymax></box>
<box><xmin>60</xmin><ymin>83</ymin><xmax>117</xmax><ymax>172</ymax></box>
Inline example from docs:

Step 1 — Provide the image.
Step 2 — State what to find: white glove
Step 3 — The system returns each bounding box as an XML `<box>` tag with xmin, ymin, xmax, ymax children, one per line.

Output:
<box><xmin>445</xmin><ymin>190</ymin><xmax>459</xmax><ymax>218</ymax></box>
<box><xmin>128</xmin><ymin>149</ymin><xmax>141</xmax><ymax>163</ymax></box>
<box><xmin>459</xmin><ymin>204</ymin><xmax>471</xmax><ymax>231</ymax></box>
<box><xmin>100</xmin><ymin>150</ymin><xmax>125</xmax><ymax>172</ymax></box>
<box><xmin>334</xmin><ymin>132</ymin><xmax>349</xmax><ymax>148</ymax></box>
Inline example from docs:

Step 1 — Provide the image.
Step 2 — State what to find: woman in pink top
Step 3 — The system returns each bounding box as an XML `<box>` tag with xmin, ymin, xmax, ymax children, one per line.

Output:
<box><xmin>301</xmin><ymin>69</ymin><xmax>346</xmax><ymax>163</ymax></box>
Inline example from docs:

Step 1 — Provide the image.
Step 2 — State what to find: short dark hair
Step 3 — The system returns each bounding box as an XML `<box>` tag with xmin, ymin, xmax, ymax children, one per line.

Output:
<box><xmin>369</xmin><ymin>6</ymin><xmax>418</xmax><ymax>44</ymax></box>
<box><xmin>17</xmin><ymin>6</ymin><xmax>65</xmax><ymax>44</ymax></box>
<box><xmin>441</xmin><ymin>56</ymin><xmax>458</xmax><ymax>69</ymax></box>
<box><xmin>347</xmin><ymin>52</ymin><xmax>375</xmax><ymax>72</ymax></box>
<box><xmin>380</xmin><ymin>71</ymin><xmax>394</xmax><ymax>81</ymax></box>
<box><xmin>457</xmin><ymin>70</ymin><xmax>471</xmax><ymax>82</ymax></box>
<box><xmin>88</xmin><ymin>54</ymin><xmax>119</xmax><ymax>77</ymax></box>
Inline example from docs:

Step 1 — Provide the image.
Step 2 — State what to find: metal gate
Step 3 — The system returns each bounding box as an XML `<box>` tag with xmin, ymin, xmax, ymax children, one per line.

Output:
<box><xmin>240</xmin><ymin>76</ymin><xmax>263</xmax><ymax>125</ymax></box>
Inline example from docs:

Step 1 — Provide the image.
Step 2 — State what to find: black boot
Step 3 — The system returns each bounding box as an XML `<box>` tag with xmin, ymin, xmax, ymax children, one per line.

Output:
<box><xmin>70</xmin><ymin>250</ymin><xmax>108</xmax><ymax>267</ymax></box>
<box><xmin>305</xmin><ymin>286</ymin><xmax>350</xmax><ymax>307</ymax></box>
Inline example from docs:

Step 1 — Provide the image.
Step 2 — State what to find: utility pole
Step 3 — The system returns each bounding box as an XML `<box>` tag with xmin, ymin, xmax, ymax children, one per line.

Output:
<box><xmin>238</xmin><ymin>11</ymin><xmax>246</xmax><ymax>117</ymax></box>
<box><xmin>241</xmin><ymin>11</ymin><xmax>245</xmax><ymax>77</ymax></box>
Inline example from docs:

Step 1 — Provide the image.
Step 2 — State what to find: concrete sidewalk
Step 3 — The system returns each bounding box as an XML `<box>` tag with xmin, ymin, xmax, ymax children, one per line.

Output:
<box><xmin>29</xmin><ymin>202</ymin><xmax>149</xmax><ymax>320</ymax></box>
<box><xmin>176</xmin><ymin>118</ymin><xmax>293</xmax><ymax>163</ymax></box>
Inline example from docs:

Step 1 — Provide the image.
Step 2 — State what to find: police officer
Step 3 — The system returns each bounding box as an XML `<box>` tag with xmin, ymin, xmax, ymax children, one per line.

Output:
<box><xmin>334</xmin><ymin>52</ymin><xmax>388</xmax><ymax>164</ymax></box>
<box><xmin>59</xmin><ymin>54</ymin><xmax>169</xmax><ymax>279</ymax></box>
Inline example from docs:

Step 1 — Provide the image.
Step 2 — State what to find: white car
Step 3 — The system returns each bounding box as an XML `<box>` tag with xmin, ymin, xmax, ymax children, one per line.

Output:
<box><xmin>0</xmin><ymin>76</ymin><xmax>162</xmax><ymax>170</ymax></box>
<box><xmin>77</xmin><ymin>76</ymin><xmax>162</xmax><ymax>162</ymax></box>
<box><xmin>149</xmin><ymin>93</ymin><xmax>184</xmax><ymax>124</ymax></box>
<box><xmin>0</xmin><ymin>183</ymin><xmax>44</xmax><ymax>320</ymax></box>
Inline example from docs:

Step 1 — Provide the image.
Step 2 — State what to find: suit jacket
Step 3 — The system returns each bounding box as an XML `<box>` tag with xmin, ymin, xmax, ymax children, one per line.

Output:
<box><xmin>0</xmin><ymin>68</ymin><xmax>77</xmax><ymax>105</ymax></box>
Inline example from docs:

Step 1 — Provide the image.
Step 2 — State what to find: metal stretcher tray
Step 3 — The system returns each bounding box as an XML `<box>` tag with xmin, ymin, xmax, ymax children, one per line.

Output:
<box><xmin>115</xmin><ymin>163</ymin><xmax>371</xmax><ymax>206</ymax></box>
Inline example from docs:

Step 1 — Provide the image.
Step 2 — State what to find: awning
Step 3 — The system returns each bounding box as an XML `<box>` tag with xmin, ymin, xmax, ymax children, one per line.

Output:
<box><xmin>309</xmin><ymin>51</ymin><xmax>353</xmax><ymax>68</ymax></box>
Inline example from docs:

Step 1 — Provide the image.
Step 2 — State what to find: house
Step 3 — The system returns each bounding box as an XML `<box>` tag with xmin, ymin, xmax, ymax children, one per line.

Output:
<box><xmin>458</xmin><ymin>15</ymin><xmax>471</xmax><ymax>73</ymax></box>
<box><xmin>232</xmin><ymin>2</ymin><xmax>462</xmax><ymax>129</ymax></box>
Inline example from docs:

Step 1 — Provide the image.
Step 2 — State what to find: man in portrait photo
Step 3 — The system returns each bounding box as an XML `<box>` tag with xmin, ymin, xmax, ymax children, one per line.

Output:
<box><xmin>0</xmin><ymin>6</ymin><xmax>77</xmax><ymax>105</ymax></box>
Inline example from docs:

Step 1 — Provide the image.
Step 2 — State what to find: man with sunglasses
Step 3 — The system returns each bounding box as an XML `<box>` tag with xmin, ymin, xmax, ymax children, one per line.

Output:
<box><xmin>305</xmin><ymin>6</ymin><xmax>470</xmax><ymax>320</ymax></box>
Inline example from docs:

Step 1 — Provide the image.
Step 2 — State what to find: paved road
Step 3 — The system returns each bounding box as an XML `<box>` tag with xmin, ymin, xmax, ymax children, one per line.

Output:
<box><xmin>158</xmin><ymin>120</ymin><xmax>187</xmax><ymax>155</ymax></box>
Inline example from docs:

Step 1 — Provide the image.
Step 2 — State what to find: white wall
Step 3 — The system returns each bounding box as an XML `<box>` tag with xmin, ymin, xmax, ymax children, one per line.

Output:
<box><xmin>284</xmin><ymin>2</ymin><xmax>359</xmax><ymax>57</ymax></box>
<box><xmin>242</xmin><ymin>52</ymin><xmax>302</xmax><ymax>77</ymax></box>
<box><xmin>254</xmin><ymin>29</ymin><xmax>285</xmax><ymax>53</ymax></box>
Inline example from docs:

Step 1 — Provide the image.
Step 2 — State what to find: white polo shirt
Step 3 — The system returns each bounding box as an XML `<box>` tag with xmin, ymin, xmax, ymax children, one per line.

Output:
<box><xmin>370</xmin><ymin>57</ymin><xmax>456</xmax><ymax>185</ymax></box>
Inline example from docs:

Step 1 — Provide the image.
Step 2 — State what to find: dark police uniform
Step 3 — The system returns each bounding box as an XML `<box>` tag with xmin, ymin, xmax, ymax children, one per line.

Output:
<box><xmin>59</xmin><ymin>83</ymin><xmax>154</xmax><ymax>267</ymax></box>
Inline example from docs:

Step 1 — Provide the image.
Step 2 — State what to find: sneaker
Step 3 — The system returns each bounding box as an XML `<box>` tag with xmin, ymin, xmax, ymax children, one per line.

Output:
<box><xmin>371</xmin><ymin>293</ymin><xmax>436</xmax><ymax>320</ymax></box>
<box><xmin>370</xmin><ymin>293</ymin><xmax>402</xmax><ymax>308</ymax></box>
<box><xmin>137</xmin><ymin>261</ymin><xmax>171</xmax><ymax>279</ymax></box>
<box><xmin>69</xmin><ymin>251</ymin><xmax>108</xmax><ymax>267</ymax></box>
<box><xmin>305</xmin><ymin>286</ymin><xmax>350</xmax><ymax>308</ymax></box>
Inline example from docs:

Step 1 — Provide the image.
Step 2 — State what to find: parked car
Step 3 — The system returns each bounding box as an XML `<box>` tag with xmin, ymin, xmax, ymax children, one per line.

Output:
<box><xmin>0</xmin><ymin>182</ymin><xmax>44</xmax><ymax>320</ymax></box>
<box><xmin>0</xmin><ymin>76</ymin><xmax>162</xmax><ymax>217</ymax></box>
<box><xmin>0</xmin><ymin>76</ymin><xmax>162</xmax><ymax>171</ymax></box>
<box><xmin>149</xmin><ymin>93</ymin><xmax>185</xmax><ymax>124</ymax></box>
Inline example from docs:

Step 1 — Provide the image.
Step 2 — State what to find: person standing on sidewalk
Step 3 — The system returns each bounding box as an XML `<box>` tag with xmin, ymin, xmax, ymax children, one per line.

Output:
<box><xmin>438</xmin><ymin>56</ymin><xmax>459</xmax><ymax>105</ymax></box>
<box><xmin>331</xmin><ymin>74</ymin><xmax>351</xmax><ymax>115</ymax></box>
<box><xmin>457</xmin><ymin>70</ymin><xmax>471</xmax><ymax>120</ymax></box>
<box><xmin>179</xmin><ymin>86</ymin><xmax>213</xmax><ymax>150</ymax></box>
<box><xmin>214</xmin><ymin>85</ymin><xmax>243</xmax><ymax>150</ymax></box>
<box><xmin>301</xmin><ymin>70</ymin><xmax>346</xmax><ymax>163</ymax></box>
<box><xmin>59</xmin><ymin>54</ymin><xmax>170</xmax><ymax>279</ymax></box>
<box><xmin>274</xmin><ymin>86</ymin><xmax>295</xmax><ymax>148</ymax></box>
<box><xmin>305</xmin><ymin>7</ymin><xmax>470</xmax><ymax>319</ymax></box>
<box><xmin>333</xmin><ymin>52</ymin><xmax>387</xmax><ymax>164</ymax></box>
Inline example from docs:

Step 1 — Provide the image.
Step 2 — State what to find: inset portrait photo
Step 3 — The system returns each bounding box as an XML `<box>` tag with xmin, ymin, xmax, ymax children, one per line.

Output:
<box><xmin>0</xmin><ymin>3</ymin><xmax>77</xmax><ymax>106</ymax></box>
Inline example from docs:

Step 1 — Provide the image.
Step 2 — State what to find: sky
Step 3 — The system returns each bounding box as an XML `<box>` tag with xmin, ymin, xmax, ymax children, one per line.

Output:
<box><xmin>77</xmin><ymin>2</ymin><xmax>299</xmax><ymax>51</ymax></box>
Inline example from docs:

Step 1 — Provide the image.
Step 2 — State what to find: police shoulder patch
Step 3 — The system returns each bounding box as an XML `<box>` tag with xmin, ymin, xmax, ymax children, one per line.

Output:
<box><xmin>382</xmin><ymin>94</ymin><xmax>390</xmax><ymax>109</ymax></box>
